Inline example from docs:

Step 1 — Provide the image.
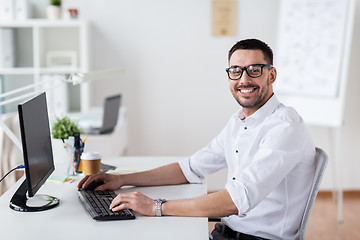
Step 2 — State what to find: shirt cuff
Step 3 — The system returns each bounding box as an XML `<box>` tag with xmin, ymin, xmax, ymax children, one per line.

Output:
<box><xmin>225</xmin><ymin>181</ymin><xmax>250</xmax><ymax>217</ymax></box>
<box><xmin>178</xmin><ymin>157</ymin><xmax>204</xmax><ymax>184</ymax></box>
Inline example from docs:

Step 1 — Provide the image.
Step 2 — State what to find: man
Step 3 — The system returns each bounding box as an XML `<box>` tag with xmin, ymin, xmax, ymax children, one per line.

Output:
<box><xmin>78</xmin><ymin>39</ymin><xmax>315</xmax><ymax>240</ymax></box>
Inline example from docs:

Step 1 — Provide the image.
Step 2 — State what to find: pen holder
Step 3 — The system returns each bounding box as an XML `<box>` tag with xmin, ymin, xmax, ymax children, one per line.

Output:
<box><xmin>65</xmin><ymin>136</ymin><xmax>75</xmax><ymax>176</ymax></box>
<box><xmin>66</xmin><ymin>146</ymin><xmax>75</xmax><ymax>176</ymax></box>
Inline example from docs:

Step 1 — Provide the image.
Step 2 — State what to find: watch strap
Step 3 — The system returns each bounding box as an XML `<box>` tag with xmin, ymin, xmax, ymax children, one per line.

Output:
<box><xmin>154</xmin><ymin>198</ymin><xmax>167</xmax><ymax>217</ymax></box>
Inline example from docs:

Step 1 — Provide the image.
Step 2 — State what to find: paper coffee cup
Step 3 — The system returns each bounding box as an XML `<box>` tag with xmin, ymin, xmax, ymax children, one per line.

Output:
<box><xmin>81</xmin><ymin>152</ymin><xmax>101</xmax><ymax>176</ymax></box>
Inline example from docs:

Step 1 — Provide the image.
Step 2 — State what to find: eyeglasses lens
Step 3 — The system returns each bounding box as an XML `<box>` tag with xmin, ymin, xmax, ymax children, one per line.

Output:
<box><xmin>228</xmin><ymin>67</ymin><xmax>242</xmax><ymax>80</ymax></box>
<box><xmin>247</xmin><ymin>65</ymin><xmax>262</xmax><ymax>77</ymax></box>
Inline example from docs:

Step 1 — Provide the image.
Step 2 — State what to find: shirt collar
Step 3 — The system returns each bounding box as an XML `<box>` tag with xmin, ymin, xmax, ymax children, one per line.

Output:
<box><xmin>238</xmin><ymin>94</ymin><xmax>280</xmax><ymax>123</ymax></box>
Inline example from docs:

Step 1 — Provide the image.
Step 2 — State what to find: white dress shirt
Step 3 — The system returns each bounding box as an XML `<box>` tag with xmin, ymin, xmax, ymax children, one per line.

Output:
<box><xmin>179</xmin><ymin>94</ymin><xmax>316</xmax><ymax>240</ymax></box>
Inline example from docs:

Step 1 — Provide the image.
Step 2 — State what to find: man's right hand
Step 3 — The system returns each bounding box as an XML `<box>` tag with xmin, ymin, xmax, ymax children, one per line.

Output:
<box><xmin>77</xmin><ymin>172</ymin><xmax>124</xmax><ymax>191</ymax></box>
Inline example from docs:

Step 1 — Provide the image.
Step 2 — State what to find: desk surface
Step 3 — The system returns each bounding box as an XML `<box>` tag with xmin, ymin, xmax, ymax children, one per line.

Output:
<box><xmin>0</xmin><ymin>157</ymin><xmax>209</xmax><ymax>240</ymax></box>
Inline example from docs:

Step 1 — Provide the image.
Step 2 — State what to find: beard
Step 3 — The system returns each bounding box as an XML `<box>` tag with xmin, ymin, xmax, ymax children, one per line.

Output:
<box><xmin>233</xmin><ymin>76</ymin><xmax>271</xmax><ymax>109</ymax></box>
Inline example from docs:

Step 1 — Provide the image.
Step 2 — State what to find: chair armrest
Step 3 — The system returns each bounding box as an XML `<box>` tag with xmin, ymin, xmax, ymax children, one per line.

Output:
<box><xmin>208</xmin><ymin>217</ymin><xmax>221</xmax><ymax>222</ymax></box>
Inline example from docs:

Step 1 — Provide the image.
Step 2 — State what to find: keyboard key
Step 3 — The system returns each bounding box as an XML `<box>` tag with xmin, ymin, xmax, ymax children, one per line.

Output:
<box><xmin>78</xmin><ymin>189</ymin><xmax>135</xmax><ymax>221</ymax></box>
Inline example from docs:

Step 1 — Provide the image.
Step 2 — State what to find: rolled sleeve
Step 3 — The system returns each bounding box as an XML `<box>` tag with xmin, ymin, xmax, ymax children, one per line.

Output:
<box><xmin>226</xmin><ymin>182</ymin><xmax>249</xmax><ymax>217</ymax></box>
<box><xmin>178</xmin><ymin>157</ymin><xmax>204</xmax><ymax>184</ymax></box>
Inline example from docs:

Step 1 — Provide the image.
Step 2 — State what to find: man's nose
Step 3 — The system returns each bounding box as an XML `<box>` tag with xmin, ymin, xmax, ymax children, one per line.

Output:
<box><xmin>237</xmin><ymin>71</ymin><xmax>251</xmax><ymax>85</ymax></box>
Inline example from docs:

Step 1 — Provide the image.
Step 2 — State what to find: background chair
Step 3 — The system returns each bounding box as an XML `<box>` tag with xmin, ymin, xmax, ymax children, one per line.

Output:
<box><xmin>296</xmin><ymin>147</ymin><xmax>328</xmax><ymax>240</ymax></box>
<box><xmin>0</xmin><ymin>113</ymin><xmax>23</xmax><ymax>196</ymax></box>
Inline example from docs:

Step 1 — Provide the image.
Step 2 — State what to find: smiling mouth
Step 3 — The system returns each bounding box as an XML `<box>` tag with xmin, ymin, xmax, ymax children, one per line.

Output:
<box><xmin>238</xmin><ymin>87</ymin><xmax>258</xmax><ymax>94</ymax></box>
<box><xmin>240</xmin><ymin>88</ymin><xmax>255</xmax><ymax>93</ymax></box>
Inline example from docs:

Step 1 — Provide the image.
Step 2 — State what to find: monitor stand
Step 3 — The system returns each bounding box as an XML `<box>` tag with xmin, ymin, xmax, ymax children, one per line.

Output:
<box><xmin>9</xmin><ymin>179</ymin><xmax>59</xmax><ymax>212</ymax></box>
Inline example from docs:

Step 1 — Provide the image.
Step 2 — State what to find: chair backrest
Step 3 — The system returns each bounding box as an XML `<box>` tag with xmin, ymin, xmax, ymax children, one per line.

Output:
<box><xmin>296</xmin><ymin>147</ymin><xmax>328</xmax><ymax>240</ymax></box>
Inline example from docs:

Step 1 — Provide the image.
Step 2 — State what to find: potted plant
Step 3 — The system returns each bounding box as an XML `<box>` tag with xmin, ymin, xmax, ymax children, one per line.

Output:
<box><xmin>51</xmin><ymin>116</ymin><xmax>81</xmax><ymax>175</ymax></box>
<box><xmin>51</xmin><ymin>116</ymin><xmax>81</xmax><ymax>141</ymax></box>
<box><xmin>47</xmin><ymin>0</ymin><xmax>62</xmax><ymax>20</ymax></box>
<box><xmin>50</xmin><ymin>0</ymin><xmax>62</xmax><ymax>5</ymax></box>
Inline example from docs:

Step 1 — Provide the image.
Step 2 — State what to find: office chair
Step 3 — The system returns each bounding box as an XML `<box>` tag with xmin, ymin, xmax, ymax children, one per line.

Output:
<box><xmin>296</xmin><ymin>147</ymin><xmax>328</xmax><ymax>240</ymax></box>
<box><xmin>208</xmin><ymin>147</ymin><xmax>328</xmax><ymax>240</ymax></box>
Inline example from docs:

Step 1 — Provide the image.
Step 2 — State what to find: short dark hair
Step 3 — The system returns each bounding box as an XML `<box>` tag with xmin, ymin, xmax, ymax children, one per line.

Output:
<box><xmin>228</xmin><ymin>39</ymin><xmax>273</xmax><ymax>64</ymax></box>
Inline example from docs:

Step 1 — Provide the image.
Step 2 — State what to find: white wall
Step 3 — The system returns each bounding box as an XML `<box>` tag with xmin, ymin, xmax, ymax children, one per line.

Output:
<box><xmin>29</xmin><ymin>0</ymin><xmax>360</xmax><ymax>190</ymax></box>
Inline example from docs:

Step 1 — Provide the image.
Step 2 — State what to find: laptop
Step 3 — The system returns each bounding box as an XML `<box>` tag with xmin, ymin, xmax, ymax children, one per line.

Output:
<box><xmin>81</xmin><ymin>94</ymin><xmax>121</xmax><ymax>135</ymax></box>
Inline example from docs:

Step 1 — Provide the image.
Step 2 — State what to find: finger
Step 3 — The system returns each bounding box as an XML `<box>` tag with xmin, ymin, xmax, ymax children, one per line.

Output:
<box><xmin>109</xmin><ymin>194</ymin><xmax>126</xmax><ymax>209</ymax></box>
<box><xmin>110</xmin><ymin>192</ymin><xmax>156</xmax><ymax>216</ymax></box>
<box><xmin>111</xmin><ymin>203</ymin><xmax>127</xmax><ymax>212</ymax></box>
<box><xmin>81</xmin><ymin>174</ymin><xmax>104</xmax><ymax>189</ymax></box>
<box><xmin>95</xmin><ymin>182</ymin><xmax>112</xmax><ymax>191</ymax></box>
<box><xmin>77</xmin><ymin>175</ymin><xmax>90</xmax><ymax>188</ymax></box>
<box><xmin>109</xmin><ymin>193</ymin><xmax>134</xmax><ymax>209</ymax></box>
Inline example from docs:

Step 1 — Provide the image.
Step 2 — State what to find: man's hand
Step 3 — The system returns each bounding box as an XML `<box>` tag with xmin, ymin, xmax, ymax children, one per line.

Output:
<box><xmin>77</xmin><ymin>172</ymin><xmax>123</xmax><ymax>191</ymax></box>
<box><xmin>109</xmin><ymin>192</ymin><xmax>156</xmax><ymax>216</ymax></box>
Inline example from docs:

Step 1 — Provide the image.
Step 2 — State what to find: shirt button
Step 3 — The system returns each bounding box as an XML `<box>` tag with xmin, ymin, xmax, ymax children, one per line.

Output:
<box><xmin>235</xmin><ymin>150</ymin><xmax>238</xmax><ymax>153</ymax></box>
<box><xmin>244</xmin><ymin>126</ymin><xmax>247</xmax><ymax>130</ymax></box>
<box><xmin>232</xmin><ymin>177</ymin><xmax>236</xmax><ymax>180</ymax></box>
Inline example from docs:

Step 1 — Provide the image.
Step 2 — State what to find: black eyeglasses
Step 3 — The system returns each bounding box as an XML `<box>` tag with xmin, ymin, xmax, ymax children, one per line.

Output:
<box><xmin>225</xmin><ymin>64</ymin><xmax>273</xmax><ymax>80</ymax></box>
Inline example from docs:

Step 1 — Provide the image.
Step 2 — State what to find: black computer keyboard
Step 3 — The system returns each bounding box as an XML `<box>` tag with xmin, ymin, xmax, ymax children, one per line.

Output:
<box><xmin>78</xmin><ymin>188</ymin><xmax>135</xmax><ymax>221</ymax></box>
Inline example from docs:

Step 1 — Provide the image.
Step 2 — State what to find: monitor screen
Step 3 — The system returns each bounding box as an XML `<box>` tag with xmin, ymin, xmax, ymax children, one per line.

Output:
<box><xmin>100</xmin><ymin>94</ymin><xmax>121</xmax><ymax>134</ymax></box>
<box><xmin>20</xmin><ymin>92</ymin><xmax>54</xmax><ymax>196</ymax></box>
<box><xmin>9</xmin><ymin>92</ymin><xmax>59</xmax><ymax>212</ymax></box>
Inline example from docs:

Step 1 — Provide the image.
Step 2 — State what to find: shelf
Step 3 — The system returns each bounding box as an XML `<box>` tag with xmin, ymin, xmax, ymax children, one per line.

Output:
<box><xmin>0</xmin><ymin>68</ymin><xmax>34</xmax><ymax>75</ymax></box>
<box><xmin>39</xmin><ymin>68</ymin><xmax>82</xmax><ymax>74</ymax></box>
<box><xmin>0</xmin><ymin>19</ymin><xmax>87</xmax><ymax>28</ymax></box>
<box><xmin>0</xmin><ymin>19</ymin><xmax>89</xmax><ymax>114</ymax></box>
<box><xmin>0</xmin><ymin>68</ymin><xmax>84</xmax><ymax>75</ymax></box>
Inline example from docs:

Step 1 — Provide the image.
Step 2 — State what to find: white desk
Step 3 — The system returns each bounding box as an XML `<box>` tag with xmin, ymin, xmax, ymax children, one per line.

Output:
<box><xmin>0</xmin><ymin>157</ymin><xmax>209</xmax><ymax>240</ymax></box>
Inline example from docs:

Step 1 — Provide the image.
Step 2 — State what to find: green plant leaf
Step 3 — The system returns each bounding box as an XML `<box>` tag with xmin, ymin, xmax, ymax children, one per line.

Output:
<box><xmin>50</xmin><ymin>0</ymin><xmax>62</xmax><ymax>6</ymax></box>
<box><xmin>51</xmin><ymin>116</ymin><xmax>81</xmax><ymax>139</ymax></box>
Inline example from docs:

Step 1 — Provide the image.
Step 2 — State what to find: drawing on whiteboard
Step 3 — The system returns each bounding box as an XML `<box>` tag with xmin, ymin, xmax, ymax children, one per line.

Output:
<box><xmin>276</xmin><ymin>0</ymin><xmax>349</xmax><ymax>98</ymax></box>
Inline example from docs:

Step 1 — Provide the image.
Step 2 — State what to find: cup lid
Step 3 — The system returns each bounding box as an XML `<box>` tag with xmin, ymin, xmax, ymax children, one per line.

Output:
<box><xmin>81</xmin><ymin>152</ymin><xmax>101</xmax><ymax>160</ymax></box>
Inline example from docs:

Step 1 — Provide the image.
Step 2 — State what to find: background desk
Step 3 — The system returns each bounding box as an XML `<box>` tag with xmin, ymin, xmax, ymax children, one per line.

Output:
<box><xmin>69</xmin><ymin>107</ymin><xmax>128</xmax><ymax>158</ymax></box>
<box><xmin>0</xmin><ymin>157</ymin><xmax>209</xmax><ymax>240</ymax></box>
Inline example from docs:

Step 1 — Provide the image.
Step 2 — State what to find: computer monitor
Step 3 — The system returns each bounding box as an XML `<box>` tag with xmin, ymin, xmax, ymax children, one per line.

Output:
<box><xmin>9</xmin><ymin>92</ymin><xmax>59</xmax><ymax>212</ymax></box>
<box><xmin>100</xmin><ymin>94</ymin><xmax>121</xmax><ymax>134</ymax></box>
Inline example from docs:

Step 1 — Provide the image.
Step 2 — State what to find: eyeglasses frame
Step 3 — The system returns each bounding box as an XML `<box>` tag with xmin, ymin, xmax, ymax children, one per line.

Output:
<box><xmin>225</xmin><ymin>64</ymin><xmax>273</xmax><ymax>80</ymax></box>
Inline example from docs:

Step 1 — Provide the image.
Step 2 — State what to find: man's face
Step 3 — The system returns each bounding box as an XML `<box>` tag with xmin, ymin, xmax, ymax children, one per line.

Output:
<box><xmin>228</xmin><ymin>49</ymin><xmax>276</xmax><ymax>117</ymax></box>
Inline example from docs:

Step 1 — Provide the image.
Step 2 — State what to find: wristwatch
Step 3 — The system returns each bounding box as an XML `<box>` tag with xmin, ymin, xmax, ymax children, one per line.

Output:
<box><xmin>154</xmin><ymin>198</ymin><xmax>167</xmax><ymax>217</ymax></box>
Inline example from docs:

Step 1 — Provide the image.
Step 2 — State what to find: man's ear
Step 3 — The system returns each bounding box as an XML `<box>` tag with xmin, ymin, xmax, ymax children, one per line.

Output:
<box><xmin>269</xmin><ymin>67</ymin><xmax>277</xmax><ymax>84</ymax></box>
